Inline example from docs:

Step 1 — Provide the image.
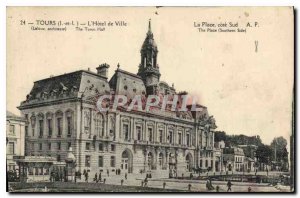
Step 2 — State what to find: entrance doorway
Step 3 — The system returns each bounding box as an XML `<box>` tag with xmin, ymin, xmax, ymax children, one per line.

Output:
<box><xmin>121</xmin><ymin>149</ymin><xmax>133</xmax><ymax>173</ymax></box>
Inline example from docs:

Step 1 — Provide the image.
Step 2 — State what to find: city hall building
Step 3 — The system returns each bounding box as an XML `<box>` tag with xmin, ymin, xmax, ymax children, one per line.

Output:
<box><xmin>18</xmin><ymin>21</ymin><xmax>217</xmax><ymax>178</ymax></box>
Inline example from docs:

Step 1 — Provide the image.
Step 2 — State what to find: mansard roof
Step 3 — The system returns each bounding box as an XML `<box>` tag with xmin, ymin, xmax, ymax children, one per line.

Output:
<box><xmin>19</xmin><ymin>70</ymin><xmax>110</xmax><ymax>109</ymax></box>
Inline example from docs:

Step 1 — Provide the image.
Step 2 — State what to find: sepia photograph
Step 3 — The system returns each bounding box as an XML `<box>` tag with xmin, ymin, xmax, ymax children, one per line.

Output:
<box><xmin>6</xmin><ymin>6</ymin><xmax>294</xmax><ymax>193</ymax></box>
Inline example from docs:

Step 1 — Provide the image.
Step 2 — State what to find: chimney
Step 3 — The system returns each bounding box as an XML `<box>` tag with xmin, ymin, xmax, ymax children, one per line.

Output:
<box><xmin>96</xmin><ymin>63</ymin><xmax>110</xmax><ymax>78</ymax></box>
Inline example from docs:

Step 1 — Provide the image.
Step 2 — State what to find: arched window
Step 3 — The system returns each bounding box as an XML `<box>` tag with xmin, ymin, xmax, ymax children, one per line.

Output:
<box><xmin>66</xmin><ymin>110</ymin><xmax>74</xmax><ymax>136</ymax></box>
<box><xmin>30</xmin><ymin>115</ymin><xmax>36</xmax><ymax>137</ymax></box>
<box><xmin>46</xmin><ymin>112</ymin><xmax>53</xmax><ymax>137</ymax></box>
<box><xmin>37</xmin><ymin>113</ymin><xmax>44</xmax><ymax>137</ymax></box>
<box><xmin>94</xmin><ymin>113</ymin><xmax>104</xmax><ymax>137</ymax></box>
<box><xmin>55</xmin><ymin>111</ymin><xmax>63</xmax><ymax>137</ymax></box>
<box><xmin>148</xmin><ymin>152</ymin><xmax>153</xmax><ymax>170</ymax></box>
<box><xmin>158</xmin><ymin>153</ymin><xmax>163</xmax><ymax>169</ymax></box>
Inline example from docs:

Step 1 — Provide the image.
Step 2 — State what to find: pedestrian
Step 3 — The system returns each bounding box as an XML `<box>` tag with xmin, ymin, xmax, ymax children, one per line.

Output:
<box><xmin>99</xmin><ymin>172</ymin><xmax>102</xmax><ymax>182</ymax></box>
<box><xmin>216</xmin><ymin>185</ymin><xmax>220</xmax><ymax>192</ymax></box>
<box><xmin>227</xmin><ymin>180</ymin><xmax>232</xmax><ymax>192</ymax></box>
<box><xmin>248</xmin><ymin>186</ymin><xmax>252</xmax><ymax>192</ymax></box>
<box><xmin>85</xmin><ymin>171</ymin><xmax>89</xmax><ymax>183</ymax></box>
<box><xmin>94</xmin><ymin>172</ymin><xmax>98</xmax><ymax>182</ymax></box>
<box><xmin>144</xmin><ymin>176</ymin><xmax>148</xmax><ymax>187</ymax></box>
<box><xmin>188</xmin><ymin>183</ymin><xmax>192</xmax><ymax>191</ymax></box>
<box><xmin>163</xmin><ymin>182</ymin><xmax>166</xmax><ymax>189</ymax></box>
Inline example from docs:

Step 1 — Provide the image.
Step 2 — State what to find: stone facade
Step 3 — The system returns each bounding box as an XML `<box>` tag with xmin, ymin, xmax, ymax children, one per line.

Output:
<box><xmin>18</xmin><ymin>21</ymin><xmax>217</xmax><ymax>178</ymax></box>
<box><xmin>6</xmin><ymin>111</ymin><xmax>26</xmax><ymax>171</ymax></box>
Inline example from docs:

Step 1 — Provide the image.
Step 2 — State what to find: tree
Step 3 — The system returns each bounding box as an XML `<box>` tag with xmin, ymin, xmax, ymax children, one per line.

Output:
<box><xmin>256</xmin><ymin>144</ymin><xmax>272</xmax><ymax>169</ymax></box>
<box><xmin>270</xmin><ymin>136</ymin><xmax>288</xmax><ymax>162</ymax></box>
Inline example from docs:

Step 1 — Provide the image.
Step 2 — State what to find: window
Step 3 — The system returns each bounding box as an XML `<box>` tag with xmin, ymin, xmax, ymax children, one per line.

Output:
<box><xmin>47</xmin><ymin>119</ymin><xmax>52</xmax><ymax>136</ymax></box>
<box><xmin>94</xmin><ymin>113</ymin><xmax>104</xmax><ymax>137</ymax></box>
<box><xmin>205</xmin><ymin>160</ymin><xmax>208</xmax><ymax>167</ymax></box>
<box><xmin>178</xmin><ymin>132</ymin><xmax>182</xmax><ymax>145</ymax></box>
<box><xmin>57</xmin><ymin>117</ymin><xmax>62</xmax><ymax>136</ymax></box>
<box><xmin>111</xmin><ymin>144</ymin><xmax>115</xmax><ymax>152</ymax></box>
<box><xmin>148</xmin><ymin>128</ymin><xmax>153</xmax><ymax>142</ymax></box>
<box><xmin>39</xmin><ymin>120</ymin><xmax>44</xmax><ymax>137</ymax></box>
<box><xmin>123</xmin><ymin>124</ymin><xmax>129</xmax><ymax>140</ymax></box>
<box><xmin>39</xmin><ymin>143</ymin><xmax>42</xmax><ymax>151</ymax></box>
<box><xmin>159</xmin><ymin>130</ymin><xmax>163</xmax><ymax>143</ymax></box>
<box><xmin>136</xmin><ymin>126</ymin><xmax>142</xmax><ymax>141</ymax></box>
<box><xmin>48</xmin><ymin>143</ymin><xmax>51</xmax><ymax>150</ymax></box>
<box><xmin>99</xmin><ymin>143</ymin><xmax>103</xmax><ymax>151</ymax></box>
<box><xmin>67</xmin><ymin>117</ymin><xmax>72</xmax><ymax>135</ymax></box>
<box><xmin>57</xmin><ymin>155</ymin><xmax>61</xmax><ymax>162</ymax></box>
<box><xmin>158</xmin><ymin>153</ymin><xmax>163</xmax><ymax>169</ymax></box>
<box><xmin>86</xmin><ymin>142</ymin><xmax>90</xmax><ymax>150</ymax></box>
<box><xmin>25</xmin><ymin>126</ymin><xmax>28</xmax><ymax>136</ymax></box>
<box><xmin>169</xmin><ymin>131</ymin><xmax>173</xmax><ymax>144</ymax></box>
<box><xmin>9</xmin><ymin>125</ymin><xmax>15</xmax><ymax>135</ymax></box>
<box><xmin>98</xmin><ymin>156</ymin><xmax>104</xmax><ymax>167</ymax></box>
<box><xmin>85</xmin><ymin>155</ymin><xmax>91</xmax><ymax>167</ymax></box>
<box><xmin>57</xmin><ymin>142</ymin><xmax>61</xmax><ymax>150</ymax></box>
<box><xmin>31</xmin><ymin>116</ymin><xmax>36</xmax><ymax>137</ymax></box>
<box><xmin>186</xmin><ymin>133</ymin><xmax>190</xmax><ymax>146</ymax></box>
<box><xmin>8</xmin><ymin>142</ymin><xmax>15</xmax><ymax>155</ymax></box>
<box><xmin>110</xmin><ymin>156</ymin><xmax>116</xmax><ymax>167</ymax></box>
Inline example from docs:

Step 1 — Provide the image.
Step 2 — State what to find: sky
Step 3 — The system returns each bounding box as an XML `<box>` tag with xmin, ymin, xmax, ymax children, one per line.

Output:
<box><xmin>7</xmin><ymin>7</ymin><xmax>294</xmax><ymax>146</ymax></box>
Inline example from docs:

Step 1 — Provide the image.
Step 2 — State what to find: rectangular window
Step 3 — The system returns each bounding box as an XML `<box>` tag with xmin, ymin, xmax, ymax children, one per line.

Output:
<box><xmin>57</xmin><ymin>118</ymin><xmax>62</xmax><ymax>136</ymax></box>
<box><xmin>86</xmin><ymin>142</ymin><xmax>90</xmax><ymax>150</ymax></box>
<box><xmin>136</xmin><ymin>126</ymin><xmax>142</xmax><ymax>141</ymax></box>
<box><xmin>25</xmin><ymin>126</ymin><xmax>28</xmax><ymax>136</ymax></box>
<box><xmin>48</xmin><ymin>143</ymin><xmax>51</xmax><ymax>150</ymax></box>
<box><xmin>57</xmin><ymin>142</ymin><xmax>61</xmax><ymax>150</ymax></box>
<box><xmin>169</xmin><ymin>131</ymin><xmax>173</xmax><ymax>144</ymax></box>
<box><xmin>9</xmin><ymin>125</ymin><xmax>15</xmax><ymax>135</ymax></box>
<box><xmin>98</xmin><ymin>156</ymin><xmax>103</xmax><ymax>167</ymax></box>
<box><xmin>159</xmin><ymin>130</ymin><xmax>163</xmax><ymax>143</ymax></box>
<box><xmin>32</xmin><ymin>128</ymin><xmax>35</xmax><ymax>137</ymax></box>
<box><xmin>39</xmin><ymin>120</ymin><xmax>43</xmax><ymax>137</ymax></box>
<box><xmin>48</xmin><ymin>119</ymin><xmax>52</xmax><ymax>136</ymax></box>
<box><xmin>186</xmin><ymin>133</ymin><xmax>190</xmax><ymax>146</ymax></box>
<box><xmin>111</xmin><ymin>144</ymin><xmax>115</xmax><ymax>152</ymax></box>
<box><xmin>57</xmin><ymin>155</ymin><xmax>61</xmax><ymax>162</ymax></box>
<box><xmin>67</xmin><ymin>117</ymin><xmax>71</xmax><ymax>135</ymax></box>
<box><xmin>148</xmin><ymin>128</ymin><xmax>153</xmax><ymax>142</ymax></box>
<box><xmin>8</xmin><ymin>142</ymin><xmax>15</xmax><ymax>155</ymax></box>
<box><xmin>110</xmin><ymin>156</ymin><xmax>115</xmax><ymax>167</ymax></box>
<box><xmin>178</xmin><ymin>133</ymin><xmax>182</xmax><ymax>145</ymax></box>
<box><xmin>39</xmin><ymin>143</ymin><xmax>42</xmax><ymax>151</ymax></box>
<box><xmin>85</xmin><ymin>155</ymin><xmax>91</xmax><ymax>167</ymax></box>
<box><xmin>99</xmin><ymin>143</ymin><xmax>103</xmax><ymax>151</ymax></box>
<box><xmin>123</xmin><ymin>124</ymin><xmax>129</xmax><ymax>140</ymax></box>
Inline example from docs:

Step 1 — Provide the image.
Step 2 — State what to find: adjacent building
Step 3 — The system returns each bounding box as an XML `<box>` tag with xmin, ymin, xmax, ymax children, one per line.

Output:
<box><xmin>222</xmin><ymin>147</ymin><xmax>245</xmax><ymax>172</ymax></box>
<box><xmin>6</xmin><ymin>111</ymin><xmax>26</xmax><ymax>171</ymax></box>
<box><xmin>18</xmin><ymin>21</ymin><xmax>217</xmax><ymax>178</ymax></box>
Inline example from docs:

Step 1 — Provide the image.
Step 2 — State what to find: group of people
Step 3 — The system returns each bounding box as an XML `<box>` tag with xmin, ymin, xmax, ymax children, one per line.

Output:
<box><xmin>205</xmin><ymin>178</ymin><xmax>233</xmax><ymax>192</ymax></box>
